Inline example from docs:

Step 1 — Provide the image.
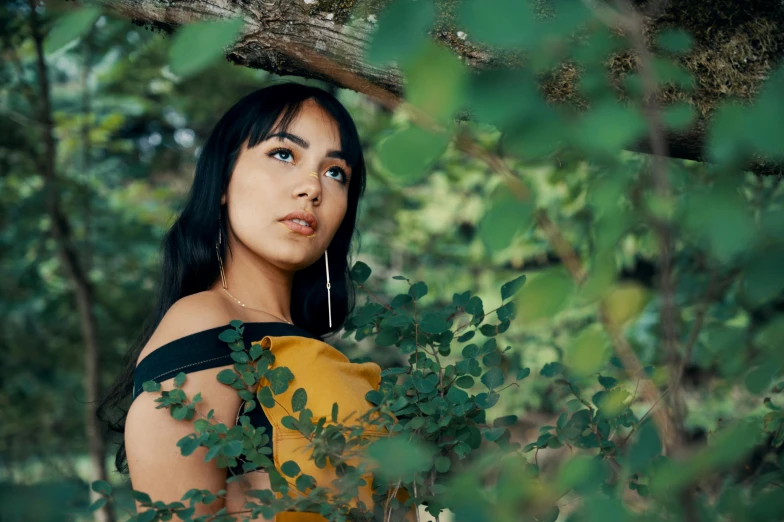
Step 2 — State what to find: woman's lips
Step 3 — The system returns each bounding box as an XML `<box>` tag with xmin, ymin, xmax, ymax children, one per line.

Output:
<box><xmin>279</xmin><ymin>220</ymin><xmax>317</xmax><ymax>236</ymax></box>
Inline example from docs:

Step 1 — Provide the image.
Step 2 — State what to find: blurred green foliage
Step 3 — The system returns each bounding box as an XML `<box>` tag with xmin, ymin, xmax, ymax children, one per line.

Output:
<box><xmin>2</xmin><ymin>0</ymin><xmax>784</xmax><ymax>521</ymax></box>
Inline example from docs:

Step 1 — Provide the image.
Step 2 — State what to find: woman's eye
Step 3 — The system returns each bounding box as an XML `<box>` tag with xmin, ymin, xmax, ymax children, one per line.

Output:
<box><xmin>326</xmin><ymin>166</ymin><xmax>348</xmax><ymax>184</ymax></box>
<box><xmin>269</xmin><ymin>149</ymin><xmax>294</xmax><ymax>163</ymax></box>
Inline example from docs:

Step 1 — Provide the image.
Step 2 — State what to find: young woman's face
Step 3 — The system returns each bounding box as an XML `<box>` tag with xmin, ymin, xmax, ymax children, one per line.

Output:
<box><xmin>222</xmin><ymin>98</ymin><xmax>352</xmax><ymax>271</ymax></box>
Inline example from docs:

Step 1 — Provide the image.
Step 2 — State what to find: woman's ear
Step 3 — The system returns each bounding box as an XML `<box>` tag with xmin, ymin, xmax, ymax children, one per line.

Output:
<box><xmin>221</xmin><ymin>193</ymin><xmax>227</xmax><ymax>205</ymax></box>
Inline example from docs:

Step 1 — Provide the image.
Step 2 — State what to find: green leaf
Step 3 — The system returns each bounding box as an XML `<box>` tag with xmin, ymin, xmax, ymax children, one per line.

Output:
<box><xmin>296</xmin><ymin>474</ymin><xmax>316</xmax><ymax>492</ymax></box>
<box><xmin>744</xmin><ymin>365</ymin><xmax>779</xmax><ymax>395</ymax></box>
<box><xmin>331</xmin><ymin>402</ymin><xmax>339</xmax><ymax>422</ymax></box>
<box><xmin>481</xmin><ymin>367</ymin><xmax>504</xmax><ymax>390</ymax></box>
<box><xmin>455</xmin><ymin>375</ymin><xmax>475</xmax><ymax>389</ymax></box>
<box><xmin>171</xmin><ymin>405</ymin><xmax>188</xmax><ymax>421</ymax></box>
<box><xmin>130</xmin><ymin>490</ymin><xmax>152</xmax><ymax>505</ymax></box>
<box><xmin>281</xmin><ymin>460</ymin><xmax>301</xmax><ymax>477</ymax></box>
<box><xmin>496</xmin><ymin>302</ymin><xmax>517</xmax><ymax>323</ymax></box>
<box><xmin>683</xmin><ymin>183</ymin><xmax>758</xmax><ymax>264</ymax></box>
<box><xmin>565</xmin><ymin>325</ymin><xmax>611</xmax><ymax>377</ymax></box>
<box><xmin>169</xmin><ymin>18</ymin><xmax>245</xmax><ymax>78</ymax></box>
<box><xmin>217</xmin><ymin>369</ymin><xmax>237</xmax><ymax>385</ymax></box>
<box><xmin>515</xmin><ymin>269</ymin><xmax>573</xmax><ymax>323</ymax></box>
<box><xmin>493</xmin><ymin>415</ymin><xmax>518</xmax><ymax>427</ymax></box>
<box><xmin>457</xmin><ymin>330</ymin><xmax>475</xmax><ymax>343</ymax></box>
<box><xmin>390</xmin><ymin>294</ymin><xmax>413</xmax><ymax>308</ymax></box>
<box><xmin>45</xmin><ymin>6</ymin><xmax>101</xmax><ymax>54</ymax></box>
<box><xmin>88</xmin><ymin>497</ymin><xmax>107</xmax><ymax>513</ymax></box>
<box><xmin>462</xmin><ymin>344</ymin><xmax>479</xmax><ymax>359</ymax></box>
<box><xmin>501</xmin><ymin>274</ymin><xmax>527</xmax><ymax>301</ymax></box>
<box><xmin>408</xmin><ymin>417</ymin><xmax>426</xmax><ymax>430</ymax></box>
<box><xmin>378</xmin><ymin>125</ymin><xmax>450</xmax><ymax>186</ymax></box>
<box><xmin>468</xmin><ymin>69</ymin><xmax>543</xmax><ymax>128</ymax></box>
<box><xmin>446</xmin><ymin>386</ymin><xmax>469</xmax><ymax>405</ymax></box>
<box><xmin>465</xmin><ymin>295</ymin><xmax>484</xmax><ymax>317</ymax></box>
<box><xmin>177</xmin><ymin>434</ymin><xmax>200</xmax><ymax>457</ymax></box>
<box><xmin>366</xmin><ymin>0</ymin><xmax>435</xmax><ymax>66</ymax></box>
<box><xmin>350</xmin><ymin>261</ymin><xmax>371</xmax><ymax>283</ymax></box>
<box><xmin>598</xmin><ymin>375</ymin><xmax>619</xmax><ymax>389</ymax></box>
<box><xmin>281</xmin><ymin>416</ymin><xmax>298</xmax><ymax>430</ymax></box>
<box><xmin>257</xmin><ymin>386</ymin><xmax>275</xmax><ymax>408</ymax></box>
<box><xmin>628</xmin><ymin>421</ymin><xmax>661</xmax><ymax>472</ymax></box>
<box><xmin>517</xmin><ymin>368</ymin><xmax>531</xmax><ymax>380</ymax></box>
<box><xmin>475</xmin><ymin>392</ymin><xmax>499</xmax><ymax>409</ymax></box>
<box><xmin>365</xmin><ymin>390</ymin><xmax>383</xmax><ymax>405</ymax></box>
<box><xmin>231</xmin><ymin>351</ymin><xmax>250</xmax><ymax>364</ymax></box>
<box><xmin>656</xmin><ymin>28</ymin><xmax>693</xmax><ymax>54</ymax></box>
<box><xmin>573</xmin><ymin>100</ymin><xmax>646</xmax><ymax>153</ymax></box>
<box><xmin>409</xmin><ymin>281</ymin><xmax>428</xmax><ymax>300</ymax></box>
<box><xmin>650</xmin><ymin>418</ymin><xmax>760</xmax><ymax>494</ymax></box>
<box><xmin>556</xmin><ymin>456</ymin><xmax>605</xmax><ymax>493</ymax></box>
<box><xmin>415</xmin><ymin>373</ymin><xmax>439</xmax><ymax>394</ymax></box>
<box><xmin>91</xmin><ymin>480</ymin><xmax>112</xmax><ymax>495</ymax></box>
<box><xmin>479</xmin><ymin>187</ymin><xmax>535</xmax><ymax>254</ymax></box>
<box><xmin>742</xmin><ymin>249</ymin><xmax>784</xmax><ymax>307</ymax></box>
<box><xmin>651</xmin><ymin>56</ymin><xmax>694</xmax><ymax>90</ymax></box>
<box><xmin>367</xmin><ymin>436</ymin><xmax>434</xmax><ymax>481</ymax></box>
<box><xmin>241</xmin><ymin>371</ymin><xmax>256</xmax><ymax>386</ymax></box>
<box><xmin>484</xmin><ymin>427</ymin><xmax>505</xmax><ymax>441</ymax></box>
<box><xmin>596</xmin><ymin>387</ymin><xmax>631</xmax><ymax>418</ymax></box>
<box><xmin>663</xmin><ymin>102</ymin><xmax>696</xmax><ymax>131</ymax></box>
<box><xmin>707</xmin><ymin>102</ymin><xmax>751</xmax><ymax>166</ymax></box>
<box><xmin>747</xmin><ymin>67</ymin><xmax>784</xmax><ymax>159</ymax></box>
<box><xmin>540</xmin><ymin>362</ymin><xmax>564</xmax><ymax>378</ymax></box>
<box><xmin>384</xmin><ymin>313</ymin><xmax>414</xmax><ymax>328</ymax></box>
<box><xmin>454</xmin><ymin>441</ymin><xmax>471</xmax><ymax>459</ymax></box>
<box><xmin>375</xmin><ymin>327</ymin><xmax>399</xmax><ymax>347</ymax></box>
<box><xmin>249</xmin><ymin>343</ymin><xmax>264</xmax><ymax>361</ymax></box>
<box><xmin>224</xmin><ymin>440</ymin><xmax>243</xmax><ymax>458</ymax></box>
<box><xmin>292</xmin><ymin>388</ymin><xmax>308</xmax><ymax>413</ymax></box>
<box><xmin>434</xmin><ymin>456</ymin><xmax>451</xmax><ymax>473</ymax></box>
<box><xmin>458</xmin><ymin>0</ymin><xmax>538</xmax><ymax>50</ymax></box>
<box><xmin>219</xmin><ymin>329</ymin><xmax>241</xmax><ymax>343</ymax></box>
<box><xmin>268</xmin><ymin>367</ymin><xmax>294</xmax><ymax>395</ymax></box>
<box><xmin>420</xmin><ymin>313</ymin><xmax>451</xmax><ymax>334</ymax></box>
<box><xmin>142</xmin><ymin>380</ymin><xmax>161</xmax><ymax>393</ymax></box>
<box><xmin>402</xmin><ymin>41</ymin><xmax>469</xmax><ymax>123</ymax></box>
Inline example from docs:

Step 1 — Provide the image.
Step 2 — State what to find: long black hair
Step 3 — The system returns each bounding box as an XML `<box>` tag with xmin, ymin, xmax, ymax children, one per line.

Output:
<box><xmin>97</xmin><ymin>81</ymin><xmax>368</xmax><ymax>474</ymax></box>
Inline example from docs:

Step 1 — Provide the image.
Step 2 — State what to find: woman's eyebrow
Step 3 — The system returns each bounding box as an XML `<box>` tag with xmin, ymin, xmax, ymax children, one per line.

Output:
<box><xmin>267</xmin><ymin>131</ymin><xmax>345</xmax><ymax>161</ymax></box>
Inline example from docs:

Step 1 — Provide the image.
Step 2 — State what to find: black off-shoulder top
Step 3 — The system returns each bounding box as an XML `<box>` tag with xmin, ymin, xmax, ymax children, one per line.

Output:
<box><xmin>132</xmin><ymin>321</ymin><xmax>318</xmax><ymax>476</ymax></box>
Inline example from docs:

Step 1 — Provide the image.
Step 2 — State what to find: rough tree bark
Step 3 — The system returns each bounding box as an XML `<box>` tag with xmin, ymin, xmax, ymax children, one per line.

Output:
<box><xmin>96</xmin><ymin>0</ymin><xmax>783</xmax><ymax>174</ymax></box>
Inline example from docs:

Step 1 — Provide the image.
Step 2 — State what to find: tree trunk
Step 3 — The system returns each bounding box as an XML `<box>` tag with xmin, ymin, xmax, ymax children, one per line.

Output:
<box><xmin>98</xmin><ymin>0</ymin><xmax>784</xmax><ymax>175</ymax></box>
<box><xmin>28</xmin><ymin>4</ymin><xmax>115</xmax><ymax>522</ymax></box>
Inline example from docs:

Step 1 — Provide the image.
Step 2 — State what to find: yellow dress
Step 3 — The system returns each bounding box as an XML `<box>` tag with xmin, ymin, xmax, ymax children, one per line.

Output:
<box><xmin>253</xmin><ymin>335</ymin><xmax>416</xmax><ymax>522</ymax></box>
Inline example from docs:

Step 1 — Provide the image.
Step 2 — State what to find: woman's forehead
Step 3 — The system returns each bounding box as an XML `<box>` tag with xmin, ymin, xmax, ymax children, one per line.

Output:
<box><xmin>270</xmin><ymin>102</ymin><xmax>342</xmax><ymax>149</ymax></box>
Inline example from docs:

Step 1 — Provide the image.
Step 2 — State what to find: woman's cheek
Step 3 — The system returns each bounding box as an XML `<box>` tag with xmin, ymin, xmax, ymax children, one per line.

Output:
<box><xmin>228</xmin><ymin>195</ymin><xmax>265</xmax><ymax>244</ymax></box>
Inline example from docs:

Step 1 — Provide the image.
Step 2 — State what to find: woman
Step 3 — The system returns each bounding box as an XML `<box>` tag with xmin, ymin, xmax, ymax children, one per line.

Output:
<box><xmin>97</xmin><ymin>82</ymin><xmax>404</xmax><ymax>520</ymax></box>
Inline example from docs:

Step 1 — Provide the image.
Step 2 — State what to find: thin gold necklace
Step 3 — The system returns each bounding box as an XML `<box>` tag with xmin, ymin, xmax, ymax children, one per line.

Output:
<box><xmin>220</xmin><ymin>287</ymin><xmax>294</xmax><ymax>325</ymax></box>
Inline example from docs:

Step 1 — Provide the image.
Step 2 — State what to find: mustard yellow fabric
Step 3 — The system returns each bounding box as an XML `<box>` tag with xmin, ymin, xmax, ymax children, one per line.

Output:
<box><xmin>253</xmin><ymin>335</ymin><xmax>416</xmax><ymax>522</ymax></box>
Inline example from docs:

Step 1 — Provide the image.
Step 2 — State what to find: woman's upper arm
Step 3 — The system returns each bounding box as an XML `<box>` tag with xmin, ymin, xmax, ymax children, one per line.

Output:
<box><xmin>125</xmin><ymin>294</ymin><xmax>241</xmax><ymax>516</ymax></box>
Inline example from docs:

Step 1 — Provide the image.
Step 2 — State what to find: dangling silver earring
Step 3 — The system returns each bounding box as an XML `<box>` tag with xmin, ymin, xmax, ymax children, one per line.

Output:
<box><xmin>216</xmin><ymin>226</ymin><xmax>227</xmax><ymax>289</ymax></box>
<box><xmin>325</xmin><ymin>250</ymin><xmax>332</xmax><ymax>328</ymax></box>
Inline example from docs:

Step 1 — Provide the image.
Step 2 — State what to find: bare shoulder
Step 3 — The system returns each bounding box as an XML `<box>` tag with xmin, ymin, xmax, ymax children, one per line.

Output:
<box><xmin>126</xmin><ymin>290</ymin><xmax>242</xmax><ymax>514</ymax></box>
<box><xmin>137</xmin><ymin>290</ymin><xmax>235</xmax><ymax>367</ymax></box>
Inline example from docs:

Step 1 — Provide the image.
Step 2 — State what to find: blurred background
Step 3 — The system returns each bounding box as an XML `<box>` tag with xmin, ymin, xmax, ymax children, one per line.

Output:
<box><xmin>2</xmin><ymin>0</ymin><xmax>783</xmax><ymax>521</ymax></box>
